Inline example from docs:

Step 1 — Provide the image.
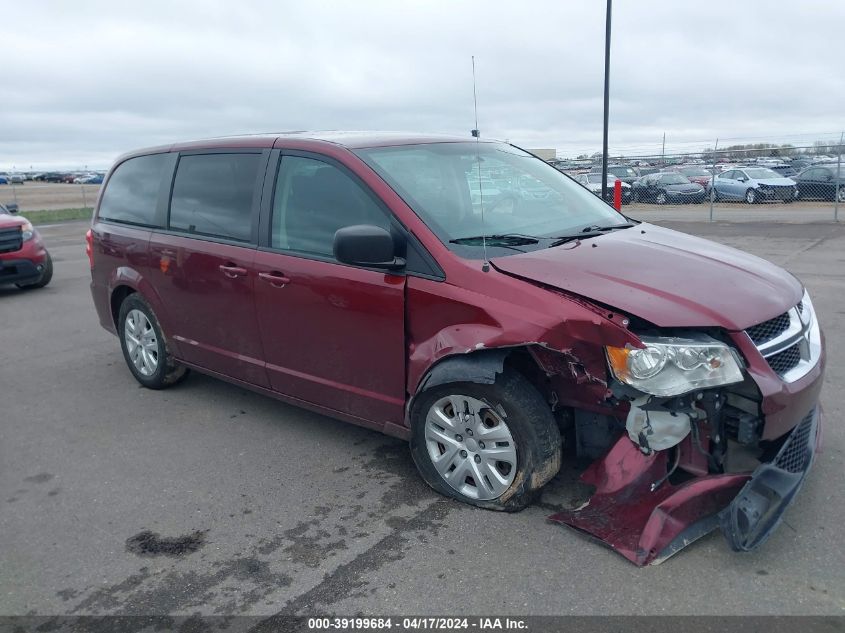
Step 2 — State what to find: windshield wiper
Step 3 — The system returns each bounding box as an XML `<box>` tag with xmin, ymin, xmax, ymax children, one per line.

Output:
<box><xmin>549</xmin><ymin>223</ymin><xmax>635</xmax><ymax>247</ymax></box>
<box><xmin>449</xmin><ymin>233</ymin><xmax>540</xmax><ymax>246</ymax></box>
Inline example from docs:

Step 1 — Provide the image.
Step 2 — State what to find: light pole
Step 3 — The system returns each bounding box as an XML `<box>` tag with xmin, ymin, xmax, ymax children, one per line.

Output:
<box><xmin>600</xmin><ymin>0</ymin><xmax>612</xmax><ymax>202</ymax></box>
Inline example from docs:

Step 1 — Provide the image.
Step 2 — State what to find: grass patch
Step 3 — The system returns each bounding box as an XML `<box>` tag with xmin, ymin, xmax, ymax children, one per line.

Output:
<box><xmin>23</xmin><ymin>208</ymin><xmax>93</xmax><ymax>225</ymax></box>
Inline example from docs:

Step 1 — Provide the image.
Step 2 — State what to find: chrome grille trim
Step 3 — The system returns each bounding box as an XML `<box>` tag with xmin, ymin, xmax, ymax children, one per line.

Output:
<box><xmin>746</xmin><ymin>290</ymin><xmax>821</xmax><ymax>383</ymax></box>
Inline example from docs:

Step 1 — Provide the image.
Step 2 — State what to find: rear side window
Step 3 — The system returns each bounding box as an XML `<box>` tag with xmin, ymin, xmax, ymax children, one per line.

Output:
<box><xmin>98</xmin><ymin>153</ymin><xmax>170</xmax><ymax>226</ymax></box>
<box><xmin>169</xmin><ymin>153</ymin><xmax>261</xmax><ymax>242</ymax></box>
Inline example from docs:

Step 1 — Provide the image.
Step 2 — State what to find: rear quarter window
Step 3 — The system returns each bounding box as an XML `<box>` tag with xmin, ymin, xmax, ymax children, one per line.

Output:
<box><xmin>98</xmin><ymin>153</ymin><xmax>171</xmax><ymax>226</ymax></box>
<box><xmin>169</xmin><ymin>153</ymin><xmax>261</xmax><ymax>242</ymax></box>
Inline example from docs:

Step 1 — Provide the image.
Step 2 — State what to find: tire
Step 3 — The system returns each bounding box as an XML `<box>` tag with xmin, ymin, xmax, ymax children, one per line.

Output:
<box><xmin>16</xmin><ymin>251</ymin><xmax>53</xmax><ymax>289</ymax></box>
<box><xmin>632</xmin><ymin>191</ymin><xmax>639</xmax><ymax>203</ymax></box>
<box><xmin>745</xmin><ymin>188</ymin><xmax>757</xmax><ymax>204</ymax></box>
<box><xmin>655</xmin><ymin>191</ymin><xmax>668</xmax><ymax>205</ymax></box>
<box><xmin>837</xmin><ymin>186</ymin><xmax>845</xmax><ymax>203</ymax></box>
<box><xmin>710</xmin><ymin>188</ymin><xmax>719</xmax><ymax>202</ymax></box>
<box><xmin>410</xmin><ymin>369</ymin><xmax>561</xmax><ymax>512</ymax></box>
<box><xmin>117</xmin><ymin>293</ymin><xmax>189</xmax><ymax>389</ymax></box>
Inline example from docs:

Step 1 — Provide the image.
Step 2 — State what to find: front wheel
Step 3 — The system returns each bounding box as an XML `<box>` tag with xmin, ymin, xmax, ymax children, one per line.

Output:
<box><xmin>837</xmin><ymin>186</ymin><xmax>845</xmax><ymax>203</ymax></box>
<box><xmin>118</xmin><ymin>293</ymin><xmax>189</xmax><ymax>389</ymax></box>
<box><xmin>655</xmin><ymin>191</ymin><xmax>668</xmax><ymax>205</ymax></box>
<box><xmin>745</xmin><ymin>188</ymin><xmax>757</xmax><ymax>204</ymax></box>
<box><xmin>410</xmin><ymin>370</ymin><xmax>561</xmax><ymax>511</ymax></box>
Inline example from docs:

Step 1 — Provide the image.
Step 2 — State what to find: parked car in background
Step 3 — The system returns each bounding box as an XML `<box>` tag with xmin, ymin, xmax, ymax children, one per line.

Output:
<box><xmin>769</xmin><ymin>165</ymin><xmax>798</xmax><ymax>178</ymax></box>
<box><xmin>708</xmin><ymin>167</ymin><xmax>797</xmax><ymax>203</ymax></box>
<box><xmin>7</xmin><ymin>173</ymin><xmax>25</xmax><ymax>184</ymax></box>
<box><xmin>73</xmin><ymin>173</ymin><xmax>104</xmax><ymax>184</ymax></box>
<box><xmin>632</xmin><ymin>172</ymin><xmax>705</xmax><ymax>204</ymax></box>
<box><xmin>790</xmin><ymin>159</ymin><xmax>812</xmax><ymax>170</ymax></box>
<box><xmin>593</xmin><ymin>165</ymin><xmax>639</xmax><ymax>185</ymax></box>
<box><xmin>670</xmin><ymin>166</ymin><xmax>712</xmax><ymax>188</ymax></box>
<box><xmin>37</xmin><ymin>172</ymin><xmax>67</xmax><ymax>183</ymax></box>
<box><xmin>793</xmin><ymin>165</ymin><xmax>845</xmax><ymax>202</ymax></box>
<box><xmin>0</xmin><ymin>202</ymin><xmax>53</xmax><ymax>289</ymax></box>
<box><xmin>576</xmin><ymin>173</ymin><xmax>632</xmax><ymax>204</ymax></box>
<box><xmin>0</xmin><ymin>176</ymin><xmax>7</xmax><ymax>185</ymax></box>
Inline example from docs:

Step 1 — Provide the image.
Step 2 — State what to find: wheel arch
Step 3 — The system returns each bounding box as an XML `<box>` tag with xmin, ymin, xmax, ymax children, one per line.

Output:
<box><xmin>407</xmin><ymin>346</ymin><xmax>562</xmax><ymax>426</ymax></box>
<box><xmin>107</xmin><ymin>267</ymin><xmax>179</xmax><ymax>355</ymax></box>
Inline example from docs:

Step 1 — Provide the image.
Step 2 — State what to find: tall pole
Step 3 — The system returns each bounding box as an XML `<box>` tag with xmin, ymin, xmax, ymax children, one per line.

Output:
<box><xmin>835</xmin><ymin>131</ymin><xmax>843</xmax><ymax>222</ymax></box>
<box><xmin>600</xmin><ymin>0</ymin><xmax>612</xmax><ymax>202</ymax></box>
<box><xmin>709</xmin><ymin>138</ymin><xmax>719</xmax><ymax>223</ymax></box>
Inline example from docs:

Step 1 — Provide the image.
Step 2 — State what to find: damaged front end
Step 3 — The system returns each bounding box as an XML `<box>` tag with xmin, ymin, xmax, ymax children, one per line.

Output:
<box><xmin>547</xmin><ymin>299</ymin><xmax>824</xmax><ymax>565</ymax></box>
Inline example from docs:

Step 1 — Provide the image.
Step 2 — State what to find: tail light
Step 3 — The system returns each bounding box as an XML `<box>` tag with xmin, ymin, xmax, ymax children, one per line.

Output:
<box><xmin>85</xmin><ymin>229</ymin><xmax>94</xmax><ymax>269</ymax></box>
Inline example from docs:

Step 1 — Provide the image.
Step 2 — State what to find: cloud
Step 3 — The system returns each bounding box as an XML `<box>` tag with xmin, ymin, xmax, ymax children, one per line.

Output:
<box><xmin>3</xmin><ymin>0</ymin><xmax>844</xmax><ymax>169</ymax></box>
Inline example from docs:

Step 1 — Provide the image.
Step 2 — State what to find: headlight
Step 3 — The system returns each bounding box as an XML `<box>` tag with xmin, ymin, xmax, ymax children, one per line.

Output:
<box><xmin>21</xmin><ymin>220</ymin><xmax>34</xmax><ymax>241</ymax></box>
<box><xmin>606</xmin><ymin>335</ymin><xmax>743</xmax><ymax>397</ymax></box>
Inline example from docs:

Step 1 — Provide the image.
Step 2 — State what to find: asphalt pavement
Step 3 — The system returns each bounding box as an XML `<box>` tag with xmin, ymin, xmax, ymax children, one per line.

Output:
<box><xmin>1</xmin><ymin>214</ymin><xmax>843</xmax><ymax>618</ymax></box>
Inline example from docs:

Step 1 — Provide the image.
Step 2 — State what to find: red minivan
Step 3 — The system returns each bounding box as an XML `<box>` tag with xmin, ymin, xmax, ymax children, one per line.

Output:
<box><xmin>89</xmin><ymin>133</ymin><xmax>825</xmax><ymax>565</ymax></box>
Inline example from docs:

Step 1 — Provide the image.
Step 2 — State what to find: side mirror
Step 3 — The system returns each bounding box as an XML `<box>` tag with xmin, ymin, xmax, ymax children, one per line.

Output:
<box><xmin>333</xmin><ymin>225</ymin><xmax>404</xmax><ymax>270</ymax></box>
<box><xmin>5</xmin><ymin>203</ymin><xmax>18</xmax><ymax>214</ymax></box>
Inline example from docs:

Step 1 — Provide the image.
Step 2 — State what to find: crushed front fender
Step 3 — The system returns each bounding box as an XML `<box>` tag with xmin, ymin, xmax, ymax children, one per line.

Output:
<box><xmin>548</xmin><ymin>406</ymin><xmax>822</xmax><ymax>565</ymax></box>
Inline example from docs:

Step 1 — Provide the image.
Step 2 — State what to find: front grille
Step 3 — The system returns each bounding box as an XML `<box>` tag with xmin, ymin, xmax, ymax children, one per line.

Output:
<box><xmin>775</xmin><ymin>409</ymin><xmax>815</xmax><ymax>473</ymax></box>
<box><xmin>0</xmin><ymin>226</ymin><xmax>22</xmax><ymax>254</ymax></box>
<box><xmin>746</xmin><ymin>312</ymin><xmax>790</xmax><ymax>345</ymax></box>
<box><xmin>766</xmin><ymin>343</ymin><xmax>802</xmax><ymax>375</ymax></box>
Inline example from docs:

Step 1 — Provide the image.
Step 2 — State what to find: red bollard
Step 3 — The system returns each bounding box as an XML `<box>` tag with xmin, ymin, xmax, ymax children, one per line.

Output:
<box><xmin>613</xmin><ymin>179</ymin><xmax>623</xmax><ymax>212</ymax></box>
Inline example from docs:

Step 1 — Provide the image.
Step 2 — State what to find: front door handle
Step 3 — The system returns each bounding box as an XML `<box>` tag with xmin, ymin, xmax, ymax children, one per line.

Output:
<box><xmin>219</xmin><ymin>264</ymin><xmax>248</xmax><ymax>278</ymax></box>
<box><xmin>258</xmin><ymin>271</ymin><xmax>291</xmax><ymax>288</ymax></box>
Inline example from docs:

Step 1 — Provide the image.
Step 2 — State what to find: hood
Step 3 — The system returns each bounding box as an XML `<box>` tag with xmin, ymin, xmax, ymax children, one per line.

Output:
<box><xmin>756</xmin><ymin>177</ymin><xmax>796</xmax><ymax>186</ymax></box>
<box><xmin>0</xmin><ymin>214</ymin><xmax>26</xmax><ymax>228</ymax></box>
<box><xmin>587</xmin><ymin>182</ymin><xmax>631</xmax><ymax>192</ymax></box>
<box><xmin>491</xmin><ymin>224</ymin><xmax>801</xmax><ymax>330</ymax></box>
<box><xmin>665</xmin><ymin>183</ymin><xmax>703</xmax><ymax>193</ymax></box>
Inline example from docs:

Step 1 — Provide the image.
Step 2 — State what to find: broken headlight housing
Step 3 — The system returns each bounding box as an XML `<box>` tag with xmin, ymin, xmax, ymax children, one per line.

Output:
<box><xmin>606</xmin><ymin>335</ymin><xmax>743</xmax><ymax>397</ymax></box>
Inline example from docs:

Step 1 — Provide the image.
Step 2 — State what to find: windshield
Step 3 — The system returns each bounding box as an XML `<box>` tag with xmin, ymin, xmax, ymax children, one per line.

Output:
<box><xmin>356</xmin><ymin>142</ymin><xmax>628</xmax><ymax>255</ymax></box>
<box><xmin>744</xmin><ymin>168</ymin><xmax>780</xmax><ymax>179</ymax></box>
<box><xmin>658</xmin><ymin>173</ymin><xmax>690</xmax><ymax>185</ymax></box>
<box><xmin>679</xmin><ymin>167</ymin><xmax>709</xmax><ymax>177</ymax></box>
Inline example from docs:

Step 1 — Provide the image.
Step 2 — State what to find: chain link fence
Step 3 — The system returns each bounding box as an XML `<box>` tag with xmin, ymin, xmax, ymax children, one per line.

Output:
<box><xmin>553</xmin><ymin>133</ymin><xmax>845</xmax><ymax>221</ymax></box>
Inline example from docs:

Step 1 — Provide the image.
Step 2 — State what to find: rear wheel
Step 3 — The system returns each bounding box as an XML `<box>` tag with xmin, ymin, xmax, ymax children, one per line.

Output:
<box><xmin>410</xmin><ymin>369</ymin><xmax>561</xmax><ymax>511</ymax></box>
<box><xmin>655</xmin><ymin>191</ymin><xmax>668</xmax><ymax>205</ymax></box>
<box><xmin>745</xmin><ymin>188</ymin><xmax>757</xmax><ymax>204</ymax></box>
<box><xmin>16</xmin><ymin>252</ymin><xmax>53</xmax><ymax>289</ymax></box>
<box><xmin>837</xmin><ymin>186</ymin><xmax>845</xmax><ymax>203</ymax></box>
<box><xmin>118</xmin><ymin>294</ymin><xmax>189</xmax><ymax>389</ymax></box>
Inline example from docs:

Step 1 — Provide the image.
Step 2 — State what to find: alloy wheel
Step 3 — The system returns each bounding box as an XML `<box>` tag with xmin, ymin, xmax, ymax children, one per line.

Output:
<box><xmin>424</xmin><ymin>395</ymin><xmax>517</xmax><ymax>500</ymax></box>
<box><xmin>124</xmin><ymin>309</ymin><xmax>159</xmax><ymax>376</ymax></box>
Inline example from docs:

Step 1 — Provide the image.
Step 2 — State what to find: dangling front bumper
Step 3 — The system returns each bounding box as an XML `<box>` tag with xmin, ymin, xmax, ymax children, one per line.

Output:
<box><xmin>548</xmin><ymin>407</ymin><xmax>822</xmax><ymax>566</ymax></box>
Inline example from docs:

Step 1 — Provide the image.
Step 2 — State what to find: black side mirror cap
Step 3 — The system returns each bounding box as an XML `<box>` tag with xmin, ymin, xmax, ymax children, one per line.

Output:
<box><xmin>333</xmin><ymin>224</ymin><xmax>405</xmax><ymax>270</ymax></box>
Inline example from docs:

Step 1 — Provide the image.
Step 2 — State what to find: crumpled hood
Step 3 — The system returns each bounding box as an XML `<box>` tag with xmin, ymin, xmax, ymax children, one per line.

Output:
<box><xmin>491</xmin><ymin>223</ymin><xmax>802</xmax><ymax>330</ymax></box>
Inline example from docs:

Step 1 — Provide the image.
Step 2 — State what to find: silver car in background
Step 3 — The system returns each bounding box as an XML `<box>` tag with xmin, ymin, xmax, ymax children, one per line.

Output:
<box><xmin>708</xmin><ymin>167</ymin><xmax>798</xmax><ymax>203</ymax></box>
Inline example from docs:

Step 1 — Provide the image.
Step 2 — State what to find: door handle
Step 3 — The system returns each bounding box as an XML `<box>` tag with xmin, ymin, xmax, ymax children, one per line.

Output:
<box><xmin>258</xmin><ymin>271</ymin><xmax>291</xmax><ymax>287</ymax></box>
<box><xmin>219</xmin><ymin>264</ymin><xmax>248</xmax><ymax>278</ymax></box>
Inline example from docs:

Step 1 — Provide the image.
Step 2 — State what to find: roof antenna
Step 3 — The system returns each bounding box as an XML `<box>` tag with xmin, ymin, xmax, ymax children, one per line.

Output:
<box><xmin>471</xmin><ymin>56</ymin><xmax>490</xmax><ymax>272</ymax></box>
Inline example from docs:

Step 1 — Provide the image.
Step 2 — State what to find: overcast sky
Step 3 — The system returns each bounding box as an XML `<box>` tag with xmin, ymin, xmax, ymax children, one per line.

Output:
<box><xmin>4</xmin><ymin>0</ymin><xmax>845</xmax><ymax>170</ymax></box>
